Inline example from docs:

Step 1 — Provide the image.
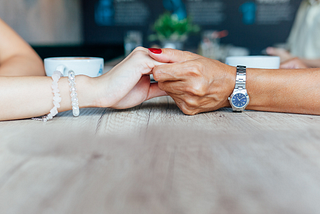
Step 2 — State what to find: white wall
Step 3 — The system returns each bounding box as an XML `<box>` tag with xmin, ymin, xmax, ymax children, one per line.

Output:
<box><xmin>0</xmin><ymin>0</ymin><xmax>82</xmax><ymax>45</ymax></box>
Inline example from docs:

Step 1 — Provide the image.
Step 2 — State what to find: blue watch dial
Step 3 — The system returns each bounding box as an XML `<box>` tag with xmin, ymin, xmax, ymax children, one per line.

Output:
<box><xmin>232</xmin><ymin>93</ymin><xmax>248</xmax><ymax>108</ymax></box>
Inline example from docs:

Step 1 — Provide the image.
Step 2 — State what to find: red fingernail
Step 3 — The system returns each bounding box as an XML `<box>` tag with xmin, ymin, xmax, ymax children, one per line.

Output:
<box><xmin>148</xmin><ymin>48</ymin><xmax>162</xmax><ymax>54</ymax></box>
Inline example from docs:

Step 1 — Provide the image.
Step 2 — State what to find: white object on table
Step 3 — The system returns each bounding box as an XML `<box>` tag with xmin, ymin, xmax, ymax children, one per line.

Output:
<box><xmin>44</xmin><ymin>57</ymin><xmax>104</xmax><ymax>77</ymax></box>
<box><xmin>225</xmin><ymin>56</ymin><xmax>280</xmax><ymax>69</ymax></box>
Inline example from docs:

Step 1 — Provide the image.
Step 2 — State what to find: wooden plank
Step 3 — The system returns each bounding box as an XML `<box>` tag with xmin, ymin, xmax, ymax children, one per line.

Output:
<box><xmin>0</xmin><ymin>108</ymin><xmax>105</xmax><ymax>140</ymax></box>
<box><xmin>1</xmin><ymin>97</ymin><xmax>320</xmax><ymax>213</ymax></box>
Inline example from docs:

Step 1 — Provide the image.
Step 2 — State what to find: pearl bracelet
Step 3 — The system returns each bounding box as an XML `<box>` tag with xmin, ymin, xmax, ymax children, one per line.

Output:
<box><xmin>68</xmin><ymin>70</ymin><xmax>80</xmax><ymax>117</ymax></box>
<box><xmin>32</xmin><ymin>70</ymin><xmax>63</xmax><ymax>122</ymax></box>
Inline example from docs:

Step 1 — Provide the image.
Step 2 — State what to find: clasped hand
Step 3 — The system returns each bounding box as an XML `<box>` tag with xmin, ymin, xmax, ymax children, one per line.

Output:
<box><xmin>92</xmin><ymin>47</ymin><xmax>167</xmax><ymax>109</ymax></box>
<box><xmin>149</xmin><ymin>48</ymin><xmax>236</xmax><ymax>115</ymax></box>
<box><xmin>93</xmin><ymin>47</ymin><xmax>236</xmax><ymax>115</ymax></box>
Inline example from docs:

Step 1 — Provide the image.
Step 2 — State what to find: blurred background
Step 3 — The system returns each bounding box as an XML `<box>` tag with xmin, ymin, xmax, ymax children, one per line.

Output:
<box><xmin>0</xmin><ymin>0</ymin><xmax>302</xmax><ymax>63</ymax></box>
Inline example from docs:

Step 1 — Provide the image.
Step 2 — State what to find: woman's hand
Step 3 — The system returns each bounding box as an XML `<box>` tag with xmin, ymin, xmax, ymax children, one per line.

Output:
<box><xmin>266</xmin><ymin>47</ymin><xmax>293</xmax><ymax>63</ymax></box>
<box><xmin>148</xmin><ymin>48</ymin><xmax>236</xmax><ymax>115</ymax></box>
<box><xmin>280</xmin><ymin>57</ymin><xmax>308</xmax><ymax>69</ymax></box>
<box><xmin>92</xmin><ymin>47</ymin><xmax>167</xmax><ymax>109</ymax></box>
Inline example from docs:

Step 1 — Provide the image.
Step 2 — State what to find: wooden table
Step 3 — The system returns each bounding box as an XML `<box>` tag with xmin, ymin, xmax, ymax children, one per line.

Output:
<box><xmin>1</xmin><ymin>97</ymin><xmax>320</xmax><ymax>214</ymax></box>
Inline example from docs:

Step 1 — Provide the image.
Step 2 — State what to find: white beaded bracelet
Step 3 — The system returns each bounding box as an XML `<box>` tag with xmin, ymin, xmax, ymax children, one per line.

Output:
<box><xmin>68</xmin><ymin>70</ymin><xmax>80</xmax><ymax>117</ymax></box>
<box><xmin>33</xmin><ymin>70</ymin><xmax>63</xmax><ymax>122</ymax></box>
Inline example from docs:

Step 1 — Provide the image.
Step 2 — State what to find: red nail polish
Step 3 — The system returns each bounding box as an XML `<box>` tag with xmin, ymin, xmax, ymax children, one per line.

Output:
<box><xmin>148</xmin><ymin>48</ymin><xmax>162</xmax><ymax>54</ymax></box>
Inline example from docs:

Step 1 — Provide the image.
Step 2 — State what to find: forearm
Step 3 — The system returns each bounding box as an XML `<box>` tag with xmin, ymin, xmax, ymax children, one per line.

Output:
<box><xmin>246</xmin><ymin>68</ymin><xmax>320</xmax><ymax>114</ymax></box>
<box><xmin>0</xmin><ymin>18</ymin><xmax>45</xmax><ymax>76</ymax></box>
<box><xmin>0</xmin><ymin>54</ymin><xmax>45</xmax><ymax>76</ymax></box>
<box><xmin>0</xmin><ymin>75</ymin><xmax>95</xmax><ymax>121</ymax></box>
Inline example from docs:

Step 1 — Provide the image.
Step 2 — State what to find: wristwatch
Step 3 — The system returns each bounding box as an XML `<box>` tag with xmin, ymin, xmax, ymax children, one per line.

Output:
<box><xmin>228</xmin><ymin>65</ymin><xmax>249</xmax><ymax>112</ymax></box>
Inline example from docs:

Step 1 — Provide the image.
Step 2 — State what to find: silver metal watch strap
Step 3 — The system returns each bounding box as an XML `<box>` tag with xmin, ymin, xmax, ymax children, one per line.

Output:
<box><xmin>235</xmin><ymin>65</ymin><xmax>246</xmax><ymax>90</ymax></box>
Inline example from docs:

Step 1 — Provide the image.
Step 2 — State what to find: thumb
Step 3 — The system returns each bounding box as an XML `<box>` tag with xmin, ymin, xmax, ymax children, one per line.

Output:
<box><xmin>280</xmin><ymin>60</ymin><xmax>295</xmax><ymax>69</ymax></box>
<box><xmin>147</xmin><ymin>83</ymin><xmax>167</xmax><ymax>100</ymax></box>
<box><xmin>148</xmin><ymin>48</ymin><xmax>199</xmax><ymax>63</ymax></box>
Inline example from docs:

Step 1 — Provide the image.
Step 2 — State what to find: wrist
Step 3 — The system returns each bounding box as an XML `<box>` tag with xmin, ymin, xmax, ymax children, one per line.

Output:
<box><xmin>76</xmin><ymin>75</ymin><xmax>97</xmax><ymax>108</ymax></box>
<box><xmin>246</xmin><ymin>68</ymin><xmax>272</xmax><ymax>110</ymax></box>
<box><xmin>223</xmin><ymin>65</ymin><xmax>237</xmax><ymax>108</ymax></box>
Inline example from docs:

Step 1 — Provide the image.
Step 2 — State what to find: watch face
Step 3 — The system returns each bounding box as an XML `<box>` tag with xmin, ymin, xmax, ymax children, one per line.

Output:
<box><xmin>232</xmin><ymin>93</ymin><xmax>248</xmax><ymax>108</ymax></box>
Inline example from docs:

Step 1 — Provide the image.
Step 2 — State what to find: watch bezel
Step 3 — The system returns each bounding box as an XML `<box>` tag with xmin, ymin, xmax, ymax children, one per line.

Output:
<box><xmin>229</xmin><ymin>90</ymin><xmax>250</xmax><ymax>112</ymax></box>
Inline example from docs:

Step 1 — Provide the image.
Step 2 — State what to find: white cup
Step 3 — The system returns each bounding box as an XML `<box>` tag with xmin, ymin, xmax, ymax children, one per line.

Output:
<box><xmin>225</xmin><ymin>56</ymin><xmax>280</xmax><ymax>69</ymax></box>
<box><xmin>44</xmin><ymin>57</ymin><xmax>104</xmax><ymax>77</ymax></box>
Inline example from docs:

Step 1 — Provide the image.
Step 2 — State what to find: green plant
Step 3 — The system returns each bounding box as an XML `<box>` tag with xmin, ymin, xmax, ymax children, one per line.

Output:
<box><xmin>149</xmin><ymin>12</ymin><xmax>200</xmax><ymax>42</ymax></box>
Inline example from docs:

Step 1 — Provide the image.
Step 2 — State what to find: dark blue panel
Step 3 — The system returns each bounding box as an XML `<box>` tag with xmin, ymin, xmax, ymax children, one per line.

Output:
<box><xmin>82</xmin><ymin>0</ymin><xmax>302</xmax><ymax>53</ymax></box>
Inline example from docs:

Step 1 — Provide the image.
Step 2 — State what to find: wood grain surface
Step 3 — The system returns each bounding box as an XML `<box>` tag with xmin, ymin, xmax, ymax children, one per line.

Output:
<box><xmin>1</xmin><ymin>97</ymin><xmax>320</xmax><ymax>214</ymax></box>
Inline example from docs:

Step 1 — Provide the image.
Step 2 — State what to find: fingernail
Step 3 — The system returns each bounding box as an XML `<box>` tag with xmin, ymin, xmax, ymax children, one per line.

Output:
<box><xmin>148</xmin><ymin>48</ymin><xmax>162</xmax><ymax>54</ymax></box>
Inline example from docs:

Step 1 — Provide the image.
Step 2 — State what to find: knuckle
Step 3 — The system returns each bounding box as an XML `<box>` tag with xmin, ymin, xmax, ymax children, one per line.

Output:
<box><xmin>177</xmin><ymin>101</ymin><xmax>198</xmax><ymax>115</ymax></box>
<box><xmin>181</xmin><ymin>107</ymin><xmax>196</xmax><ymax>115</ymax></box>
<box><xmin>174</xmin><ymin>98</ymin><xmax>197</xmax><ymax>115</ymax></box>
<box><xmin>192</xmin><ymin>61</ymin><xmax>204</xmax><ymax>73</ymax></box>
<box><xmin>184</xmin><ymin>51</ymin><xmax>193</xmax><ymax>55</ymax></box>
<box><xmin>157</xmin><ymin>82</ymin><xmax>165</xmax><ymax>90</ymax></box>
<box><xmin>184</xmin><ymin>61</ymin><xmax>204</xmax><ymax>78</ymax></box>
<box><xmin>188</xmin><ymin>66</ymin><xmax>200</xmax><ymax>76</ymax></box>
<box><xmin>152</xmin><ymin>69</ymin><xmax>162</xmax><ymax>81</ymax></box>
<box><xmin>185</xmin><ymin>86</ymin><xmax>194</xmax><ymax>94</ymax></box>
<box><xmin>133</xmin><ymin>46</ymin><xmax>145</xmax><ymax>52</ymax></box>
<box><xmin>131</xmin><ymin>47</ymin><xmax>146</xmax><ymax>57</ymax></box>
<box><xmin>186</xmin><ymin>83</ymin><xmax>206</xmax><ymax>97</ymax></box>
<box><xmin>184</xmin><ymin>97</ymin><xmax>199</xmax><ymax>108</ymax></box>
<box><xmin>184</xmin><ymin>51</ymin><xmax>197</xmax><ymax>61</ymax></box>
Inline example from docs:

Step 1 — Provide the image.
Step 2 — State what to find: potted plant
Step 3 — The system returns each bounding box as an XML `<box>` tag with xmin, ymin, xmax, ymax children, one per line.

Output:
<box><xmin>149</xmin><ymin>12</ymin><xmax>200</xmax><ymax>50</ymax></box>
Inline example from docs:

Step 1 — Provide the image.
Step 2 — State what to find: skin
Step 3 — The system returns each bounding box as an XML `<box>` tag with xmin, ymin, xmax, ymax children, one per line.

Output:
<box><xmin>0</xmin><ymin>18</ymin><xmax>44</xmax><ymax>76</ymax></box>
<box><xmin>267</xmin><ymin>47</ymin><xmax>320</xmax><ymax>68</ymax></box>
<box><xmin>0</xmin><ymin>18</ymin><xmax>166</xmax><ymax>121</ymax></box>
<box><xmin>0</xmin><ymin>47</ymin><xmax>167</xmax><ymax>121</ymax></box>
<box><xmin>149</xmin><ymin>48</ymin><xmax>320</xmax><ymax>115</ymax></box>
<box><xmin>266</xmin><ymin>47</ymin><xmax>292</xmax><ymax>63</ymax></box>
<box><xmin>280</xmin><ymin>57</ymin><xmax>308</xmax><ymax>69</ymax></box>
<box><xmin>299</xmin><ymin>59</ymin><xmax>320</xmax><ymax>68</ymax></box>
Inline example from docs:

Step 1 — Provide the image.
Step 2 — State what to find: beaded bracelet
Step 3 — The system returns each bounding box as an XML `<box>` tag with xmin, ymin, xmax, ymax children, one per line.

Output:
<box><xmin>68</xmin><ymin>70</ymin><xmax>80</xmax><ymax>117</ymax></box>
<box><xmin>32</xmin><ymin>70</ymin><xmax>63</xmax><ymax>122</ymax></box>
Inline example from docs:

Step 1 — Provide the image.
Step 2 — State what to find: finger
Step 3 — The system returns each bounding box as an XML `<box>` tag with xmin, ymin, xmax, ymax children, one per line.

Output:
<box><xmin>266</xmin><ymin>47</ymin><xmax>278</xmax><ymax>56</ymax></box>
<box><xmin>110</xmin><ymin>47</ymin><xmax>165</xmax><ymax>79</ymax></box>
<box><xmin>132</xmin><ymin>47</ymin><xmax>166</xmax><ymax>67</ymax></box>
<box><xmin>169</xmin><ymin>95</ymin><xmax>197</xmax><ymax>115</ymax></box>
<box><xmin>280</xmin><ymin>61</ymin><xmax>294</xmax><ymax>69</ymax></box>
<box><xmin>146</xmin><ymin>83</ymin><xmax>167</xmax><ymax>100</ymax></box>
<box><xmin>280</xmin><ymin>58</ymin><xmax>308</xmax><ymax>69</ymax></box>
<box><xmin>132</xmin><ymin>47</ymin><xmax>165</xmax><ymax>66</ymax></box>
<box><xmin>115</xmin><ymin>47</ymin><xmax>148</xmax><ymax>65</ymax></box>
<box><xmin>153</xmin><ymin>60</ymin><xmax>196</xmax><ymax>82</ymax></box>
<box><xmin>152</xmin><ymin>63</ymin><xmax>183</xmax><ymax>82</ymax></box>
<box><xmin>157</xmin><ymin>81</ymin><xmax>186</xmax><ymax>95</ymax></box>
<box><xmin>148</xmin><ymin>48</ymin><xmax>199</xmax><ymax>63</ymax></box>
